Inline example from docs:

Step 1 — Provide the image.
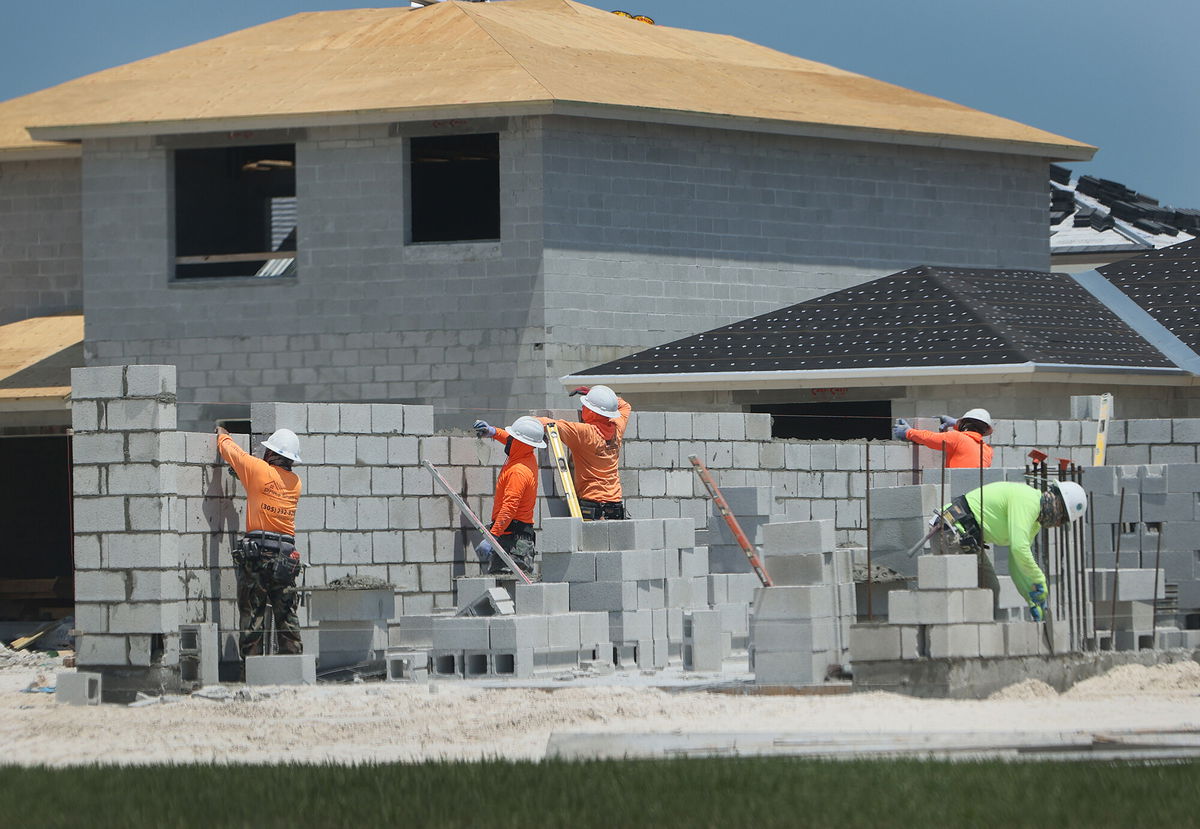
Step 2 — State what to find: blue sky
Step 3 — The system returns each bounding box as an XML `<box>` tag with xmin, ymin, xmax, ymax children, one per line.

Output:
<box><xmin>3</xmin><ymin>0</ymin><xmax>1197</xmax><ymax>208</ymax></box>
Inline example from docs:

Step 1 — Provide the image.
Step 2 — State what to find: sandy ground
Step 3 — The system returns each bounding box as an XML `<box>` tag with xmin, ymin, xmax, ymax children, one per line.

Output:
<box><xmin>3</xmin><ymin>647</ymin><xmax>1199</xmax><ymax>767</ymax></box>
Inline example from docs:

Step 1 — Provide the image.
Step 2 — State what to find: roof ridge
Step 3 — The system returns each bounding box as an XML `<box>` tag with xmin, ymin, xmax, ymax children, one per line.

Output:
<box><xmin>924</xmin><ymin>266</ymin><xmax>1029</xmax><ymax>360</ymax></box>
<box><xmin>456</xmin><ymin>0</ymin><xmax>559</xmax><ymax>103</ymax></box>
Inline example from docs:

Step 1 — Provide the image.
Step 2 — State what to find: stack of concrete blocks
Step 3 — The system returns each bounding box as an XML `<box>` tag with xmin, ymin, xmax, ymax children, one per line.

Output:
<box><xmin>748</xmin><ymin>519</ymin><xmax>856</xmax><ymax>684</ymax></box>
<box><xmin>866</xmin><ymin>483</ymin><xmax>941</xmax><ymax>579</ymax></box>
<box><xmin>177</xmin><ymin>623</ymin><xmax>218</xmax><ymax>690</ymax></box>
<box><xmin>307</xmin><ymin>585</ymin><xmax>394</xmax><ymax>669</ymax></box>
<box><xmin>425</xmin><ymin>575</ymin><xmax>610</xmax><ymax>678</ymax></box>
<box><xmin>705</xmin><ymin>485</ymin><xmax>781</xmax><ymax>573</ymax></box>
<box><xmin>1086</xmin><ymin>463</ymin><xmax>1200</xmax><ymax>645</ymax></box>
<box><xmin>71</xmin><ymin>365</ymin><xmax>195</xmax><ymax>683</ymax></box>
<box><xmin>850</xmin><ymin>553</ymin><xmax>1062</xmax><ymax>665</ymax></box>
<box><xmin>1091</xmin><ymin>568</ymin><xmax>1168</xmax><ymax>651</ymax></box>
<box><xmin>534</xmin><ymin>515</ymin><xmax>714</xmax><ymax>669</ymax></box>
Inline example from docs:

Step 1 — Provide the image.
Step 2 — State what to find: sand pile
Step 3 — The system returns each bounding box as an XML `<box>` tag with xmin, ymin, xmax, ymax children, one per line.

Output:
<box><xmin>1065</xmin><ymin>661</ymin><xmax>1200</xmax><ymax>698</ymax></box>
<box><xmin>988</xmin><ymin>679</ymin><xmax>1057</xmax><ymax>700</ymax></box>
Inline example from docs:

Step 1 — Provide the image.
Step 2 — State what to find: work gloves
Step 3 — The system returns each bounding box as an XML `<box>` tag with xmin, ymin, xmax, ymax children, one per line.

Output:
<box><xmin>475</xmin><ymin>539</ymin><xmax>493</xmax><ymax>560</ymax></box>
<box><xmin>473</xmin><ymin>420</ymin><xmax>496</xmax><ymax>438</ymax></box>
<box><xmin>937</xmin><ymin>414</ymin><xmax>957</xmax><ymax>432</ymax></box>
<box><xmin>892</xmin><ymin>419</ymin><xmax>910</xmax><ymax>441</ymax></box>
<box><xmin>1028</xmin><ymin>583</ymin><xmax>1048</xmax><ymax>621</ymax></box>
<box><xmin>568</xmin><ymin>386</ymin><xmax>591</xmax><ymax>397</ymax></box>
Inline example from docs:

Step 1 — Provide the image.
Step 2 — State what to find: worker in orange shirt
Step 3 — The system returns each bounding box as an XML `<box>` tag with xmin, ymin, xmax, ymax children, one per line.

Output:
<box><xmin>541</xmin><ymin>385</ymin><xmax>632</xmax><ymax>520</ymax></box>
<box><xmin>217</xmin><ymin>425</ymin><xmax>304</xmax><ymax>658</ymax></box>
<box><xmin>893</xmin><ymin>408</ymin><xmax>994</xmax><ymax>468</ymax></box>
<box><xmin>471</xmin><ymin>416</ymin><xmax>546</xmax><ymax>575</ymax></box>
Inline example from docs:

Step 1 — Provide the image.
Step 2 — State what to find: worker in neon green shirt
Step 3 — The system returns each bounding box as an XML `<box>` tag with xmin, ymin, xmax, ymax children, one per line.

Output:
<box><xmin>933</xmin><ymin>480</ymin><xmax>1087</xmax><ymax>620</ymax></box>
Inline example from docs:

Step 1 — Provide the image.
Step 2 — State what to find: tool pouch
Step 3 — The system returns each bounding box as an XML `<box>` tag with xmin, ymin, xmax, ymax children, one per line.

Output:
<box><xmin>270</xmin><ymin>544</ymin><xmax>301</xmax><ymax>586</ymax></box>
<box><xmin>233</xmin><ymin>538</ymin><xmax>262</xmax><ymax>567</ymax></box>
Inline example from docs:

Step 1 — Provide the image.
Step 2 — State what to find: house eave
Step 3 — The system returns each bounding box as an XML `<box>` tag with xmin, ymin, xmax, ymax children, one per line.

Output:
<box><xmin>563</xmin><ymin>362</ymin><xmax>1192</xmax><ymax>393</ymax></box>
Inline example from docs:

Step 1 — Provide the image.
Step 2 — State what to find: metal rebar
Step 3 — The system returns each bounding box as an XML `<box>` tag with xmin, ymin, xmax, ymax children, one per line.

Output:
<box><xmin>1152</xmin><ymin>527</ymin><xmax>1163</xmax><ymax>635</ymax></box>
<box><xmin>1110</xmin><ymin>487</ymin><xmax>1126</xmax><ymax>647</ymax></box>
<box><xmin>865</xmin><ymin>440</ymin><xmax>873</xmax><ymax>622</ymax></box>
<box><xmin>1089</xmin><ymin>496</ymin><xmax>1098</xmax><ymax>651</ymax></box>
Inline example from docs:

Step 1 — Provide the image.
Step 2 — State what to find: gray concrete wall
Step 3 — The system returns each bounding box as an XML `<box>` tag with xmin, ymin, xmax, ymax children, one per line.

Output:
<box><xmin>79</xmin><ymin>121</ymin><xmax>547</xmax><ymax>431</ymax></box>
<box><xmin>0</xmin><ymin>157</ymin><xmax>82</xmax><ymax>324</ymax></box>
<box><xmin>539</xmin><ymin>117</ymin><xmax>1050</xmax><ymax>381</ymax></box>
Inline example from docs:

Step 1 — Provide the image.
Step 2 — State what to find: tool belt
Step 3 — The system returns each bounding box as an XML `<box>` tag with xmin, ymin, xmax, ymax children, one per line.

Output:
<box><xmin>498</xmin><ymin>520</ymin><xmax>536</xmax><ymax>542</ymax></box>
<box><xmin>234</xmin><ymin>531</ymin><xmax>301</xmax><ymax>585</ymax></box>
<box><xmin>942</xmin><ymin>496</ymin><xmax>983</xmax><ymax>554</ymax></box>
<box><xmin>579</xmin><ymin>499</ymin><xmax>627</xmax><ymax>521</ymax></box>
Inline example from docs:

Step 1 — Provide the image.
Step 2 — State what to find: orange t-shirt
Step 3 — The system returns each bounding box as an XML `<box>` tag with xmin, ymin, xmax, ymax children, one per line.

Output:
<box><xmin>905</xmin><ymin>428</ymin><xmax>993</xmax><ymax>468</ymax></box>
<box><xmin>540</xmin><ymin>398</ymin><xmax>631</xmax><ymax>502</ymax></box>
<box><xmin>488</xmin><ymin>427</ymin><xmax>538</xmax><ymax>535</ymax></box>
<box><xmin>218</xmin><ymin>433</ymin><xmax>302</xmax><ymax>535</ymax></box>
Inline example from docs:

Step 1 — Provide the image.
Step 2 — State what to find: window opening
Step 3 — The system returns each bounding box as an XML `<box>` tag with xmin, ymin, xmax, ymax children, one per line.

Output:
<box><xmin>410</xmin><ymin>133</ymin><xmax>499</xmax><ymax>243</ymax></box>
<box><xmin>174</xmin><ymin>144</ymin><xmax>297</xmax><ymax>279</ymax></box>
<box><xmin>750</xmin><ymin>400</ymin><xmax>892</xmax><ymax>441</ymax></box>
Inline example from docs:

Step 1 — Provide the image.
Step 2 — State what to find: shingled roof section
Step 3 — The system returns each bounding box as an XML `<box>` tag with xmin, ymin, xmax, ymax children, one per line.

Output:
<box><xmin>1097</xmin><ymin>237</ymin><xmax>1200</xmax><ymax>354</ymax></box>
<box><xmin>575</xmin><ymin>266</ymin><xmax>1177</xmax><ymax>377</ymax></box>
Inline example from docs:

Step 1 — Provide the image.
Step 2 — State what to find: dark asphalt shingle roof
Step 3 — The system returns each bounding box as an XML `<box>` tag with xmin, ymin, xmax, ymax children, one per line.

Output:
<box><xmin>577</xmin><ymin>265</ymin><xmax>1177</xmax><ymax>377</ymax></box>
<box><xmin>1097</xmin><ymin>237</ymin><xmax>1200</xmax><ymax>353</ymax></box>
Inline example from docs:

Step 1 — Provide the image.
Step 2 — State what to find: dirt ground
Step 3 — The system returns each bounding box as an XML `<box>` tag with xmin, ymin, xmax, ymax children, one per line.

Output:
<box><xmin>3</xmin><ymin>647</ymin><xmax>1198</xmax><ymax>767</ymax></box>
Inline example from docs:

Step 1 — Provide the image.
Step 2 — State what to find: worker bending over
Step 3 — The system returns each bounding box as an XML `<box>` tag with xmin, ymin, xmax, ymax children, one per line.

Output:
<box><xmin>217</xmin><ymin>426</ymin><xmax>304</xmax><ymax>658</ymax></box>
<box><xmin>471</xmin><ymin>416</ymin><xmax>546</xmax><ymax>575</ymax></box>
<box><xmin>893</xmin><ymin>408</ymin><xmax>994</xmax><ymax>468</ymax></box>
<box><xmin>540</xmin><ymin>385</ymin><xmax>632</xmax><ymax>520</ymax></box>
<box><xmin>931</xmin><ymin>480</ymin><xmax>1087</xmax><ymax>621</ymax></box>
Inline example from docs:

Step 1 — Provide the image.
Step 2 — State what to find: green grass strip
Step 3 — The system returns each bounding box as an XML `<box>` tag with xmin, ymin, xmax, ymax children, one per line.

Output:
<box><xmin>7</xmin><ymin>757</ymin><xmax>1198</xmax><ymax>828</ymax></box>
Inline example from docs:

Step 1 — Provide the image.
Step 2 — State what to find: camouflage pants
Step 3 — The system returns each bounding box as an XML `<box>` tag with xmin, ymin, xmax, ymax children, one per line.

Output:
<box><xmin>236</xmin><ymin>560</ymin><xmax>302</xmax><ymax>657</ymax></box>
<box><xmin>488</xmin><ymin>533</ymin><xmax>536</xmax><ymax>575</ymax></box>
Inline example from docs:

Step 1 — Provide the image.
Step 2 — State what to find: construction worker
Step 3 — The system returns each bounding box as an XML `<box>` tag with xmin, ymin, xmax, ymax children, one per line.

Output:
<box><xmin>893</xmin><ymin>408</ymin><xmax>994</xmax><ymax>468</ymax></box>
<box><xmin>931</xmin><ymin>480</ymin><xmax>1087</xmax><ymax>620</ymax></box>
<box><xmin>217</xmin><ymin>425</ymin><xmax>304</xmax><ymax>658</ymax></box>
<box><xmin>471</xmin><ymin>416</ymin><xmax>546</xmax><ymax>575</ymax></box>
<box><xmin>540</xmin><ymin>385</ymin><xmax>632</xmax><ymax>520</ymax></box>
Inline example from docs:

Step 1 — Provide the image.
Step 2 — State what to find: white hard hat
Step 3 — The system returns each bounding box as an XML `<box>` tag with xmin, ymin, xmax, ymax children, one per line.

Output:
<box><xmin>1053</xmin><ymin>481</ymin><xmax>1087</xmax><ymax>521</ymax></box>
<box><xmin>580</xmin><ymin>385</ymin><xmax>620</xmax><ymax>419</ymax></box>
<box><xmin>507</xmin><ymin>416</ymin><xmax>547</xmax><ymax>448</ymax></box>
<box><xmin>957</xmin><ymin>408</ymin><xmax>994</xmax><ymax>436</ymax></box>
<box><xmin>261</xmin><ymin>428</ymin><xmax>302</xmax><ymax>463</ymax></box>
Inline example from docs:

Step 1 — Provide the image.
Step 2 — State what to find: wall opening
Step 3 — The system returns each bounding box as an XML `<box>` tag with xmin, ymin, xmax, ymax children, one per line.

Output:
<box><xmin>410</xmin><ymin>133</ymin><xmax>499</xmax><ymax>243</ymax></box>
<box><xmin>751</xmin><ymin>400</ymin><xmax>892</xmax><ymax>441</ymax></box>
<box><xmin>0</xmin><ymin>435</ymin><xmax>74</xmax><ymax>621</ymax></box>
<box><xmin>174</xmin><ymin>144</ymin><xmax>297</xmax><ymax>279</ymax></box>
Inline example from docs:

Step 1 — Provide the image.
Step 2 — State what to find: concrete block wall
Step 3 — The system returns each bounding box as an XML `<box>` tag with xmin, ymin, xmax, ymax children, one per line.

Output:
<box><xmin>539</xmin><ymin>116</ymin><xmax>1049</xmax><ymax>389</ymax></box>
<box><xmin>0</xmin><ymin>157</ymin><xmax>82</xmax><ymax>325</ymax></box>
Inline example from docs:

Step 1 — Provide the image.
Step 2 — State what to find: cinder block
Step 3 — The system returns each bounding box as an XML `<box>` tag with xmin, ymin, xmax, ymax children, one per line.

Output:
<box><xmin>636</xmin><ymin>579</ymin><xmax>666</xmax><ymax>610</ymax></box>
<box><xmin>753</xmin><ymin>585</ymin><xmax>832</xmax><ymax>620</ymax></box>
<box><xmin>868</xmin><ymin>484</ymin><xmax>937</xmax><ymax>521</ymax></box>
<box><xmin>490</xmin><ymin>648</ymin><xmax>535</xmax><ymax>678</ymax></box>
<box><xmin>430</xmin><ymin>651</ymin><xmax>463</xmax><ymax>677</ymax></box>
<box><xmin>1002</xmin><ymin>622</ymin><xmax>1040</xmax><ymax>656</ymax></box>
<box><xmin>431</xmin><ymin>617</ymin><xmax>491</xmax><ymax>650</ymax></box>
<box><xmin>541</xmin><ymin>551</ymin><xmax>598</xmax><ymax>583</ymax></box>
<box><xmin>1142</xmin><ymin>493</ymin><xmax>1193</xmax><ymax>523</ymax></box>
<box><xmin>178</xmin><ymin>623</ymin><xmax>219</xmax><ymax>688</ymax></box>
<box><xmin>385</xmin><ymin>650</ymin><xmax>429</xmax><ymax>682</ymax></box>
<box><xmin>751</xmin><ymin>650</ymin><xmax>819</xmax><ymax>685</ymax></box>
<box><xmin>886</xmin><ymin>590</ymin><xmax>918</xmax><ymax>625</ymax></box>
<box><xmin>761</xmin><ymin>519</ymin><xmax>835</xmax><ymax>554</ymax></box>
<box><xmin>488</xmin><ymin>616</ymin><xmax>549</xmax><ymax>650</ymax></box>
<box><xmin>308</xmin><ymin>588</ymin><xmax>395</xmax><ymax>622</ymax></box>
<box><xmin>916</xmin><ymin>590</ymin><xmax>965</xmax><ymax>625</ymax></box>
<box><xmin>539</xmin><ymin>517</ymin><xmax>582</xmax><ymax>553</ymax></box>
<box><xmin>962</xmin><ymin>588</ymin><xmax>994</xmax><ymax>623</ymax></box>
<box><xmin>595</xmin><ymin>549</ymin><xmax>651</xmax><ymax>582</ymax></box>
<box><xmin>608</xmin><ymin>609</ymin><xmax>652</xmax><ymax>643</ymax></box>
<box><xmin>663</xmin><ymin>517</ymin><xmax>695</xmax><ymax>549</ymax></box>
<box><xmin>1164</xmin><ymin>464</ymin><xmax>1200</xmax><ymax>493</ymax></box>
<box><xmin>390</xmin><ymin>614</ymin><xmax>435</xmax><ymax>648</ymax></box>
<box><xmin>569</xmin><ymin>581</ymin><xmax>638</xmax><ymax>612</ymax></box>
<box><xmin>763</xmin><ymin>550</ymin><xmax>825</xmax><ymax>587</ymax></box>
<box><xmin>1093</xmin><ymin>600</ymin><xmax>1154</xmax><ymax>630</ymax></box>
<box><xmin>578</xmin><ymin>611</ymin><xmax>609</xmax><ymax>647</ymax></box>
<box><xmin>927</xmin><ymin>623</ymin><xmax>980</xmax><ymax>658</ymax></box>
<box><xmin>245</xmin><ymin>654</ymin><xmax>317</xmax><ymax>686</ymax></box>
<box><xmin>454</xmin><ymin>577</ymin><xmax>497</xmax><ymax>612</ymax></box>
<box><xmin>754</xmin><ymin>619</ymin><xmax>824</xmax><ymax>654</ymax></box>
<box><xmin>664</xmin><ymin>577</ymin><xmax>695</xmax><ymax>608</ymax></box>
<box><xmin>917</xmin><ymin>555</ymin><xmax>978</xmax><ymax>590</ymax></box>
<box><xmin>687</xmin><ymin>609</ymin><xmax>724</xmax><ymax>672</ymax></box>
<box><xmin>629</xmin><ymin>519</ymin><xmax>666</xmax><ymax>549</ymax></box>
<box><xmin>848</xmin><ymin>623</ymin><xmax>901</xmax><ymax>662</ymax></box>
<box><xmin>515</xmin><ymin>582</ymin><xmax>570</xmax><ymax>615</ymax></box>
<box><xmin>55</xmin><ymin>672</ymin><xmax>102</xmax><ymax>705</ymax></box>
<box><xmin>977</xmin><ymin>623</ymin><xmax>1004</xmax><ymax>657</ymax></box>
<box><xmin>1091</xmin><ymin>569</ymin><xmax>1164</xmax><ymax>602</ymax></box>
<box><xmin>718</xmin><ymin>486</ymin><xmax>773</xmax><ymax>516</ymax></box>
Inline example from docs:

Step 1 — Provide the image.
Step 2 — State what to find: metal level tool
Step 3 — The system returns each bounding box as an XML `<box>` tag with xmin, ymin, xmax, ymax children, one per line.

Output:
<box><xmin>1092</xmin><ymin>392</ymin><xmax>1113</xmax><ymax>466</ymax></box>
<box><xmin>544</xmin><ymin>422</ymin><xmax>583</xmax><ymax>519</ymax></box>
<box><xmin>423</xmin><ymin>460</ymin><xmax>534</xmax><ymax>585</ymax></box>
<box><xmin>688</xmin><ymin>454</ymin><xmax>773</xmax><ymax>587</ymax></box>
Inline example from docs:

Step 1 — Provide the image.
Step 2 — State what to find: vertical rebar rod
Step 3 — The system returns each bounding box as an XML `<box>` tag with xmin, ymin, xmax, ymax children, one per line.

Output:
<box><xmin>1110</xmin><ymin>487</ymin><xmax>1126</xmax><ymax>647</ymax></box>
<box><xmin>1089</xmin><ymin>497</ymin><xmax>1098</xmax><ymax>650</ymax></box>
<box><xmin>865</xmin><ymin>440</ymin><xmax>873</xmax><ymax>622</ymax></box>
<box><xmin>1152</xmin><ymin>527</ymin><xmax>1163</xmax><ymax>635</ymax></box>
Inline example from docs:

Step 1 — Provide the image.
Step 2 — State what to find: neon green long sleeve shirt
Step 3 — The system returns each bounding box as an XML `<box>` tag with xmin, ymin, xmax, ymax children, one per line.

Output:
<box><xmin>964</xmin><ymin>482</ymin><xmax>1048</xmax><ymax>606</ymax></box>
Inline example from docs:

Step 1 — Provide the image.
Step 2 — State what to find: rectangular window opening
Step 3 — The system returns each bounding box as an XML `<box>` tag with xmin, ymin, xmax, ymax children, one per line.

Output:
<box><xmin>410</xmin><ymin>133</ymin><xmax>499</xmax><ymax>243</ymax></box>
<box><xmin>750</xmin><ymin>401</ymin><xmax>892</xmax><ymax>441</ymax></box>
<box><xmin>174</xmin><ymin>144</ymin><xmax>297</xmax><ymax>279</ymax></box>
